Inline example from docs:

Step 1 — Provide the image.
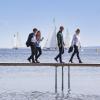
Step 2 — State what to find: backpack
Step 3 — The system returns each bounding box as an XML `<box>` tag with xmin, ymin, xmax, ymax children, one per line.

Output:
<box><xmin>26</xmin><ymin>40</ymin><xmax>31</xmax><ymax>47</ymax></box>
<box><xmin>26</xmin><ymin>33</ymin><xmax>34</xmax><ymax>47</ymax></box>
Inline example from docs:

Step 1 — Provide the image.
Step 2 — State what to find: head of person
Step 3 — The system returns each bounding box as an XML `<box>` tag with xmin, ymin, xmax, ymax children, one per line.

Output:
<box><xmin>36</xmin><ymin>31</ymin><xmax>41</xmax><ymax>36</ymax></box>
<box><xmin>33</xmin><ymin>28</ymin><xmax>38</xmax><ymax>33</ymax></box>
<box><xmin>59</xmin><ymin>26</ymin><xmax>64</xmax><ymax>32</ymax></box>
<box><xmin>36</xmin><ymin>31</ymin><xmax>41</xmax><ymax>40</ymax></box>
<box><xmin>76</xmin><ymin>28</ymin><xmax>80</xmax><ymax>35</ymax></box>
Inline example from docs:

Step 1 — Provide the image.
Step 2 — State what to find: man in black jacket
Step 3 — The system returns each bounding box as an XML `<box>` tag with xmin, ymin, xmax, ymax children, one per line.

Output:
<box><xmin>54</xmin><ymin>26</ymin><xmax>64</xmax><ymax>63</ymax></box>
<box><xmin>27</xmin><ymin>28</ymin><xmax>37</xmax><ymax>63</ymax></box>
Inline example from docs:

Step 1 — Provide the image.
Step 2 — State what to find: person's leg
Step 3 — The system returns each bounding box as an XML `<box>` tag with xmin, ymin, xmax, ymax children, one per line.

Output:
<box><xmin>31</xmin><ymin>45</ymin><xmax>36</xmax><ymax>63</ymax></box>
<box><xmin>35</xmin><ymin>47</ymin><xmax>38</xmax><ymax>61</ymax></box>
<box><xmin>69</xmin><ymin>45</ymin><xmax>76</xmax><ymax>63</ymax></box>
<box><xmin>27</xmin><ymin>46</ymin><xmax>33</xmax><ymax>62</ymax></box>
<box><xmin>55</xmin><ymin>47</ymin><xmax>61</xmax><ymax>62</ymax></box>
<box><xmin>59</xmin><ymin>46</ymin><xmax>65</xmax><ymax>63</ymax></box>
<box><xmin>55</xmin><ymin>46</ymin><xmax>64</xmax><ymax>63</ymax></box>
<box><xmin>37</xmin><ymin>47</ymin><xmax>42</xmax><ymax>59</ymax></box>
<box><xmin>76</xmin><ymin>47</ymin><xmax>82</xmax><ymax>63</ymax></box>
<box><xmin>35</xmin><ymin>47</ymin><xmax>41</xmax><ymax>63</ymax></box>
<box><xmin>61</xmin><ymin>46</ymin><xmax>64</xmax><ymax>54</ymax></box>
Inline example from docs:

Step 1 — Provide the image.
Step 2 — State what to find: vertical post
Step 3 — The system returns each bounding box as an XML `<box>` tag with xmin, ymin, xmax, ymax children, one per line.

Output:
<box><xmin>68</xmin><ymin>66</ymin><xmax>70</xmax><ymax>92</ymax></box>
<box><xmin>62</xmin><ymin>66</ymin><xmax>64</xmax><ymax>92</ymax></box>
<box><xmin>55</xmin><ymin>66</ymin><xmax>57</xmax><ymax>93</ymax></box>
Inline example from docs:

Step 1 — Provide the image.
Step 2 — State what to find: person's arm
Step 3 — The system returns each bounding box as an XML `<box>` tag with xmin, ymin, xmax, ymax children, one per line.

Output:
<box><xmin>78</xmin><ymin>36</ymin><xmax>81</xmax><ymax>48</ymax></box>
<box><xmin>40</xmin><ymin>37</ymin><xmax>44</xmax><ymax>41</ymax></box>
<box><xmin>71</xmin><ymin>35</ymin><xmax>74</xmax><ymax>46</ymax></box>
<box><xmin>57</xmin><ymin>33</ymin><xmax>62</xmax><ymax>47</ymax></box>
<box><xmin>31</xmin><ymin>35</ymin><xmax>37</xmax><ymax>44</ymax></box>
<box><xmin>62</xmin><ymin>35</ymin><xmax>65</xmax><ymax>46</ymax></box>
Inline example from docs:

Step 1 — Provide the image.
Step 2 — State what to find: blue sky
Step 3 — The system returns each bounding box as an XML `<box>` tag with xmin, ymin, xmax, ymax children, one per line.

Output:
<box><xmin>0</xmin><ymin>0</ymin><xmax>100</xmax><ymax>48</ymax></box>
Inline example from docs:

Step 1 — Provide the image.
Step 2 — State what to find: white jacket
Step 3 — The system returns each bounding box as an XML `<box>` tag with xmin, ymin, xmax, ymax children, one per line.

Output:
<box><xmin>71</xmin><ymin>33</ymin><xmax>81</xmax><ymax>47</ymax></box>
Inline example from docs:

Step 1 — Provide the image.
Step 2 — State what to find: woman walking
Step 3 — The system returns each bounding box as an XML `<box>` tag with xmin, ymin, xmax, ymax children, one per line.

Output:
<box><xmin>35</xmin><ymin>31</ymin><xmax>44</xmax><ymax>63</ymax></box>
<box><xmin>69</xmin><ymin>28</ymin><xmax>82</xmax><ymax>63</ymax></box>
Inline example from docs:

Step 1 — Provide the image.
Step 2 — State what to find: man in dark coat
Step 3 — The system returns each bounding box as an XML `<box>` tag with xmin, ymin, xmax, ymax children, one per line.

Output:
<box><xmin>26</xmin><ymin>28</ymin><xmax>37</xmax><ymax>63</ymax></box>
<box><xmin>54</xmin><ymin>26</ymin><xmax>64</xmax><ymax>63</ymax></box>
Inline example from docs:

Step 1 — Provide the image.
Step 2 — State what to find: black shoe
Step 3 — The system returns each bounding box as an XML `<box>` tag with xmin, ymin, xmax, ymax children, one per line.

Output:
<box><xmin>60</xmin><ymin>61</ymin><xmax>65</xmax><ymax>63</ymax></box>
<box><xmin>69</xmin><ymin>60</ymin><xmax>73</xmax><ymax>63</ymax></box>
<box><xmin>32</xmin><ymin>60</ymin><xmax>35</xmax><ymax>63</ymax></box>
<box><xmin>79</xmin><ymin>60</ymin><xmax>82</xmax><ymax>63</ymax></box>
<box><xmin>27</xmin><ymin>58</ymin><xmax>31</xmax><ymax>63</ymax></box>
<box><xmin>54</xmin><ymin>58</ymin><xmax>58</xmax><ymax>62</ymax></box>
<box><xmin>35</xmin><ymin>60</ymin><xmax>40</xmax><ymax>63</ymax></box>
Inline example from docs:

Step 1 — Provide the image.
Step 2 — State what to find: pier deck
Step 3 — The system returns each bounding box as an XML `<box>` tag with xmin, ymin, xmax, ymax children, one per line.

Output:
<box><xmin>0</xmin><ymin>63</ymin><xmax>100</xmax><ymax>67</ymax></box>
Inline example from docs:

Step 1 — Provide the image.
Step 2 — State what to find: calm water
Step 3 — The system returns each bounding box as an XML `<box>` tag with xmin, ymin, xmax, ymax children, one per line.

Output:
<box><xmin>0</xmin><ymin>48</ymin><xmax>100</xmax><ymax>100</ymax></box>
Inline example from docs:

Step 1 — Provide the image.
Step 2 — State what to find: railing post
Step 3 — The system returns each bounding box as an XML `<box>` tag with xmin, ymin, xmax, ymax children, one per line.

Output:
<box><xmin>55</xmin><ymin>66</ymin><xmax>57</xmax><ymax>93</ymax></box>
<box><xmin>62</xmin><ymin>66</ymin><xmax>64</xmax><ymax>93</ymax></box>
<box><xmin>68</xmin><ymin>65</ymin><xmax>71</xmax><ymax>93</ymax></box>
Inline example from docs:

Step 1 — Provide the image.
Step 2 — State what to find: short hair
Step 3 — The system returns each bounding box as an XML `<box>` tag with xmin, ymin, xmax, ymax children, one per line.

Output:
<box><xmin>33</xmin><ymin>28</ymin><xmax>37</xmax><ymax>32</ymax></box>
<box><xmin>60</xmin><ymin>26</ymin><xmax>64</xmax><ymax>30</ymax></box>
<box><xmin>37</xmin><ymin>30</ymin><xmax>40</xmax><ymax>33</ymax></box>
<box><xmin>76</xmin><ymin>28</ymin><xmax>80</xmax><ymax>33</ymax></box>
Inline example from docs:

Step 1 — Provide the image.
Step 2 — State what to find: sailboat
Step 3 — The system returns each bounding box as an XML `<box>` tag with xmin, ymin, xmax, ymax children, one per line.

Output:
<box><xmin>13</xmin><ymin>32</ymin><xmax>19</xmax><ymax>49</ymax></box>
<box><xmin>43</xmin><ymin>18</ymin><xmax>71</xmax><ymax>50</ymax></box>
<box><xmin>44</xmin><ymin>28</ymin><xmax>71</xmax><ymax>51</ymax></box>
<box><xmin>64</xmin><ymin>29</ymin><xmax>70</xmax><ymax>49</ymax></box>
<box><xmin>43</xmin><ymin>18</ymin><xmax>57</xmax><ymax>50</ymax></box>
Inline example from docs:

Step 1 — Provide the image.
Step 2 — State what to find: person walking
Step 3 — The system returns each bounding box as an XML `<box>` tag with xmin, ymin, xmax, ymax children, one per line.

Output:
<box><xmin>26</xmin><ymin>28</ymin><xmax>37</xmax><ymax>63</ymax></box>
<box><xmin>35</xmin><ymin>30</ymin><xmax>44</xmax><ymax>63</ymax></box>
<box><xmin>54</xmin><ymin>26</ymin><xmax>65</xmax><ymax>63</ymax></box>
<box><xmin>69</xmin><ymin>28</ymin><xmax>82</xmax><ymax>63</ymax></box>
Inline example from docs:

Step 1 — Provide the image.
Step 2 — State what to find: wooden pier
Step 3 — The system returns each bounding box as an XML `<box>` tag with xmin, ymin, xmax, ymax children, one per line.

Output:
<box><xmin>0</xmin><ymin>63</ymin><xmax>100</xmax><ymax>94</ymax></box>
<box><xmin>0</xmin><ymin>63</ymin><xmax>100</xmax><ymax>67</ymax></box>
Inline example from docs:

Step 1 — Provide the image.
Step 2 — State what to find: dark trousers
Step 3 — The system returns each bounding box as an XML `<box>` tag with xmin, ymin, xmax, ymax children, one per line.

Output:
<box><xmin>28</xmin><ymin>44</ymin><xmax>36</xmax><ymax>62</ymax></box>
<box><xmin>55</xmin><ymin>46</ymin><xmax>64</xmax><ymax>63</ymax></box>
<box><xmin>70</xmin><ymin>45</ymin><xmax>81</xmax><ymax>62</ymax></box>
<box><xmin>35</xmin><ymin>47</ymin><xmax>42</xmax><ymax>61</ymax></box>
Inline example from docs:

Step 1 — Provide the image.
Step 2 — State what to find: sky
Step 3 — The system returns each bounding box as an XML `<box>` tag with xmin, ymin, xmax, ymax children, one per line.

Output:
<box><xmin>0</xmin><ymin>0</ymin><xmax>100</xmax><ymax>48</ymax></box>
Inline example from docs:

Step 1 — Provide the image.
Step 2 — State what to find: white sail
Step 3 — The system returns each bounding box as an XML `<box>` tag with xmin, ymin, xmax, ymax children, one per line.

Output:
<box><xmin>43</xmin><ymin>18</ymin><xmax>57</xmax><ymax>50</ymax></box>
<box><xmin>49</xmin><ymin>26</ymin><xmax>57</xmax><ymax>49</ymax></box>
<box><xmin>64</xmin><ymin>29</ymin><xmax>70</xmax><ymax>48</ymax></box>
<box><xmin>13</xmin><ymin>32</ymin><xmax>19</xmax><ymax>49</ymax></box>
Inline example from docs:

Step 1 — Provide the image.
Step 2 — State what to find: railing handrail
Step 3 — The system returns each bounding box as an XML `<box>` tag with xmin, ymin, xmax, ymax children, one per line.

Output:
<box><xmin>0</xmin><ymin>63</ymin><xmax>100</xmax><ymax>67</ymax></box>
<box><xmin>0</xmin><ymin>62</ymin><xmax>100</xmax><ymax>94</ymax></box>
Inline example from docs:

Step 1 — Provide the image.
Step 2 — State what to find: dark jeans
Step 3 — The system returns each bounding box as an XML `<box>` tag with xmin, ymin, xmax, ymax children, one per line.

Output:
<box><xmin>55</xmin><ymin>46</ymin><xmax>64</xmax><ymax>63</ymax></box>
<box><xmin>28</xmin><ymin>44</ymin><xmax>36</xmax><ymax>62</ymax></box>
<box><xmin>69</xmin><ymin>45</ymin><xmax>81</xmax><ymax>62</ymax></box>
<box><xmin>35</xmin><ymin>47</ymin><xmax>42</xmax><ymax>61</ymax></box>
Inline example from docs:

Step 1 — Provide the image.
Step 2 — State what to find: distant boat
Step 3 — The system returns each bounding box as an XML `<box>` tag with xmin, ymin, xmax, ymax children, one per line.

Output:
<box><xmin>42</xmin><ymin>29</ymin><xmax>57</xmax><ymax>51</ymax></box>
<box><xmin>42</xmin><ymin>18</ymin><xmax>71</xmax><ymax>51</ymax></box>
<box><xmin>96</xmin><ymin>48</ymin><xmax>100</xmax><ymax>53</ymax></box>
<box><xmin>13</xmin><ymin>32</ymin><xmax>19</xmax><ymax>49</ymax></box>
<box><xmin>43</xmin><ymin>18</ymin><xmax>57</xmax><ymax>50</ymax></box>
<box><xmin>64</xmin><ymin>29</ymin><xmax>70</xmax><ymax>49</ymax></box>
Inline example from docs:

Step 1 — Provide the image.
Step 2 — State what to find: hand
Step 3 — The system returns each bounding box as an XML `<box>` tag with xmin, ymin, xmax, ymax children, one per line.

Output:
<box><xmin>41</xmin><ymin>37</ymin><xmax>44</xmax><ymax>40</ymax></box>
<box><xmin>59</xmin><ymin>44</ymin><xmax>61</xmax><ymax>48</ymax></box>
<box><xmin>62</xmin><ymin>42</ymin><xmax>65</xmax><ymax>46</ymax></box>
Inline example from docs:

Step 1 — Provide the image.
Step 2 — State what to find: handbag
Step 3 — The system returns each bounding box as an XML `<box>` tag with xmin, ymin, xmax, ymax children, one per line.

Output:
<box><xmin>68</xmin><ymin>46</ymin><xmax>73</xmax><ymax>53</ymax></box>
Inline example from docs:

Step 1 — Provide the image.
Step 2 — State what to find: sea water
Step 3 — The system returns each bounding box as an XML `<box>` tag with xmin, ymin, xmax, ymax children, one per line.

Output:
<box><xmin>0</xmin><ymin>48</ymin><xmax>100</xmax><ymax>100</ymax></box>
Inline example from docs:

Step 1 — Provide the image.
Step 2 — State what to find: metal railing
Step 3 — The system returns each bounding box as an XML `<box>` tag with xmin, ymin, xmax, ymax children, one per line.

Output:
<box><xmin>0</xmin><ymin>63</ymin><xmax>100</xmax><ymax>94</ymax></box>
